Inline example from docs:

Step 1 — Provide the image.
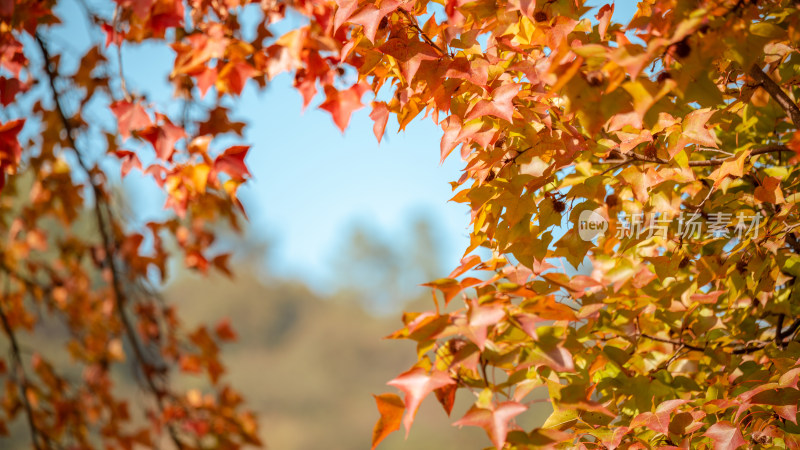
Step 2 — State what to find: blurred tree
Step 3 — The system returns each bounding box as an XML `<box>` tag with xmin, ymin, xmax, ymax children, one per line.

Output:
<box><xmin>330</xmin><ymin>213</ymin><xmax>445</xmax><ymax>313</ymax></box>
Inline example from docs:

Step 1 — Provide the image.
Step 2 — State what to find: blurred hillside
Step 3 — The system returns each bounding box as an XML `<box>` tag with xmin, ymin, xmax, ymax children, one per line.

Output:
<box><xmin>165</xmin><ymin>214</ymin><xmax>552</xmax><ymax>449</ymax></box>
<box><xmin>167</xmin><ymin>269</ymin><xmax>488</xmax><ymax>449</ymax></box>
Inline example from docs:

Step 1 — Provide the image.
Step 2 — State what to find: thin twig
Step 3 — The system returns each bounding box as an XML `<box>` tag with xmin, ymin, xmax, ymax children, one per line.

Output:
<box><xmin>399</xmin><ymin>10</ymin><xmax>448</xmax><ymax>57</ymax></box>
<box><xmin>0</xmin><ymin>277</ymin><xmax>43</xmax><ymax>450</ymax></box>
<box><xmin>601</xmin><ymin>144</ymin><xmax>790</xmax><ymax>168</ymax></box>
<box><xmin>112</xmin><ymin>5</ymin><xmax>132</xmax><ymax>102</ymax></box>
<box><xmin>35</xmin><ymin>33</ymin><xmax>185</xmax><ymax>450</ymax></box>
<box><xmin>640</xmin><ymin>333</ymin><xmax>770</xmax><ymax>355</ymax></box>
<box><xmin>641</xmin><ymin>334</ymin><xmax>705</xmax><ymax>352</ymax></box>
<box><xmin>749</xmin><ymin>64</ymin><xmax>800</xmax><ymax>128</ymax></box>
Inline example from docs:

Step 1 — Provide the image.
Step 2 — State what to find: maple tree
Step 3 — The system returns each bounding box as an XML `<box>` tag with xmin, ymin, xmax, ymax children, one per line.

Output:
<box><xmin>4</xmin><ymin>0</ymin><xmax>800</xmax><ymax>448</ymax></box>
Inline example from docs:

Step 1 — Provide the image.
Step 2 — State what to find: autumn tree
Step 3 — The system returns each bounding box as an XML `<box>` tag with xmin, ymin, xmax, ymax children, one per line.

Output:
<box><xmin>4</xmin><ymin>0</ymin><xmax>800</xmax><ymax>448</ymax></box>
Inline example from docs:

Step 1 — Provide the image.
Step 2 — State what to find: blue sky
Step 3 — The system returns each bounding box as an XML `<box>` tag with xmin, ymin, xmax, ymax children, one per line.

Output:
<box><xmin>39</xmin><ymin>0</ymin><xmax>636</xmax><ymax>295</ymax></box>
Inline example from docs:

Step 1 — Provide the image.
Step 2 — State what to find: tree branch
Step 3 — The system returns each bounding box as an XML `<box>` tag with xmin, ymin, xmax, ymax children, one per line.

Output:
<box><xmin>601</xmin><ymin>144</ymin><xmax>790</xmax><ymax>170</ymax></box>
<box><xmin>399</xmin><ymin>10</ymin><xmax>448</xmax><ymax>57</ymax></box>
<box><xmin>35</xmin><ymin>33</ymin><xmax>185</xmax><ymax>450</ymax></box>
<box><xmin>640</xmin><ymin>334</ymin><xmax>705</xmax><ymax>352</ymax></box>
<box><xmin>640</xmin><ymin>333</ymin><xmax>771</xmax><ymax>355</ymax></box>
<box><xmin>779</xmin><ymin>317</ymin><xmax>800</xmax><ymax>343</ymax></box>
<box><xmin>0</xmin><ymin>279</ymin><xmax>43</xmax><ymax>450</ymax></box>
<box><xmin>749</xmin><ymin>64</ymin><xmax>800</xmax><ymax>128</ymax></box>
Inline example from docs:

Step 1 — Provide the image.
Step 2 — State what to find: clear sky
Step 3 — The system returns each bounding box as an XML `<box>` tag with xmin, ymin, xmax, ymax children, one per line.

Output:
<box><xmin>41</xmin><ymin>0</ymin><xmax>636</xmax><ymax>295</ymax></box>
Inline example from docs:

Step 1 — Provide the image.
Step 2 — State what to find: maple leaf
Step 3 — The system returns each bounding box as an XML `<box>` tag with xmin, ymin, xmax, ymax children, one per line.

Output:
<box><xmin>118</xmin><ymin>0</ymin><xmax>155</xmax><ymax>20</ymax></box>
<box><xmin>434</xmin><ymin>383</ymin><xmax>457</xmax><ymax>416</ymax></box>
<box><xmin>115</xmin><ymin>150</ymin><xmax>142</xmax><ymax>177</ymax></box>
<box><xmin>453</xmin><ymin>401</ymin><xmax>527</xmax><ymax>450</ymax></box>
<box><xmin>294</xmin><ymin>74</ymin><xmax>317</xmax><ymax>110</ymax></box>
<box><xmin>0</xmin><ymin>118</ymin><xmax>24</xmax><ymax>192</ymax></box>
<box><xmin>195</xmin><ymin>66</ymin><xmax>218</xmax><ymax>98</ymax></box>
<box><xmin>704</xmin><ymin>421</ymin><xmax>745</xmax><ymax>450</ymax></box>
<box><xmin>214</xmin><ymin>319</ymin><xmax>237</xmax><ymax>341</ymax></box>
<box><xmin>346</xmin><ymin>0</ymin><xmax>411</xmax><ymax>43</ymax></box>
<box><xmin>101</xmin><ymin>23</ymin><xmax>124</xmax><ymax>47</ymax></box>
<box><xmin>446</xmin><ymin>56</ymin><xmax>489</xmax><ymax>87</ymax></box>
<box><xmin>596</xmin><ymin>4</ymin><xmax>614</xmax><ymax>40</ymax></box>
<box><xmin>439</xmin><ymin>115</ymin><xmax>463</xmax><ymax>163</ymax></box>
<box><xmin>378</xmin><ymin>38</ymin><xmax>439</xmax><ymax>81</ymax></box>
<box><xmin>333</xmin><ymin>0</ymin><xmax>359</xmax><ymax>32</ymax></box>
<box><xmin>421</xmin><ymin>277</ymin><xmax>481</xmax><ymax>306</ymax></box>
<box><xmin>371</xmin><ymin>393</ymin><xmax>404</xmax><ymax>449</ymax></box>
<box><xmin>464</xmin><ymin>298</ymin><xmax>506</xmax><ymax>350</ymax></box>
<box><xmin>709</xmin><ymin>150</ymin><xmax>750</xmax><ymax>188</ymax></box>
<box><xmin>630</xmin><ymin>399</ymin><xmax>689</xmax><ymax>435</ymax></box>
<box><xmin>148</xmin><ymin>0</ymin><xmax>184</xmax><ymax>34</ymax></box>
<box><xmin>465</xmin><ymin>83</ymin><xmax>519</xmax><ymax>123</ymax></box>
<box><xmin>110</xmin><ymin>101</ymin><xmax>152</xmax><ymax>140</ymax></box>
<box><xmin>198</xmin><ymin>106</ymin><xmax>245</xmax><ymax>137</ymax></box>
<box><xmin>139</xmin><ymin>117</ymin><xmax>186</xmax><ymax>161</ymax></box>
<box><xmin>218</xmin><ymin>61</ymin><xmax>258</xmax><ymax>96</ymax></box>
<box><xmin>387</xmin><ymin>367</ymin><xmax>455</xmax><ymax>435</ymax></box>
<box><xmin>448</xmin><ymin>254</ymin><xmax>482</xmax><ymax>278</ymax></box>
<box><xmin>682</xmin><ymin>108</ymin><xmax>718</xmax><ymax>148</ymax></box>
<box><xmin>754</xmin><ymin>176</ymin><xmax>784</xmax><ymax>204</ymax></box>
<box><xmin>370</xmin><ymin>102</ymin><xmax>390</xmax><ymax>144</ymax></box>
<box><xmin>0</xmin><ymin>76</ymin><xmax>28</xmax><ymax>106</ymax></box>
<box><xmin>0</xmin><ymin>119</ymin><xmax>24</xmax><ymax>164</ymax></box>
<box><xmin>214</xmin><ymin>145</ymin><xmax>251</xmax><ymax>181</ymax></box>
<box><xmin>319</xmin><ymin>83</ymin><xmax>369</xmax><ymax>133</ymax></box>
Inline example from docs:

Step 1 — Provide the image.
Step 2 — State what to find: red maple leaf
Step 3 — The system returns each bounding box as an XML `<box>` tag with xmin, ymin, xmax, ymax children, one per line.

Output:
<box><xmin>0</xmin><ymin>76</ymin><xmax>28</xmax><ymax>106</ymax></box>
<box><xmin>371</xmin><ymin>393</ymin><xmax>404</xmax><ymax>450</ymax></box>
<box><xmin>115</xmin><ymin>150</ymin><xmax>143</xmax><ymax>177</ymax></box>
<box><xmin>369</xmin><ymin>102</ymin><xmax>390</xmax><ymax>144</ymax></box>
<box><xmin>346</xmin><ymin>0</ymin><xmax>411</xmax><ymax>42</ymax></box>
<box><xmin>139</xmin><ymin>115</ymin><xmax>186</xmax><ymax>161</ymax></box>
<box><xmin>465</xmin><ymin>83</ymin><xmax>519</xmax><ymax>123</ymax></box>
<box><xmin>453</xmin><ymin>401</ymin><xmax>527</xmax><ymax>450</ymax></box>
<box><xmin>101</xmin><ymin>23</ymin><xmax>124</xmax><ymax>47</ymax></box>
<box><xmin>0</xmin><ymin>118</ymin><xmax>24</xmax><ymax>166</ymax></box>
<box><xmin>704</xmin><ymin>421</ymin><xmax>745</xmax><ymax>450</ymax></box>
<box><xmin>214</xmin><ymin>145</ymin><xmax>251</xmax><ymax>181</ymax></box>
<box><xmin>319</xmin><ymin>83</ymin><xmax>369</xmax><ymax>132</ymax></box>
<box><xmin>387</xmin><ymin>367</ymin><xmax>455</xmax><ymax>435</ymax></box>
<box><xmin>0</xmin><ymin>119</ymin><xmax>24</xmax><ymax>191</ymax></box>
<box><xmin>111</xmin><ymin>101</ymin><xmax>152</xmax><ymax>140</ymax></box>
<box><xmin>596</xmin><ymin>4</ymin><xmax>614</xmax><ymax>40</ymax></box>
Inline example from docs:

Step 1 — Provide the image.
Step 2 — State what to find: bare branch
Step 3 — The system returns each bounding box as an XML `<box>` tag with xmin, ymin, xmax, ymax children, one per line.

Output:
<box><xmin>0</xmin><ymin>278</ymin><xmax>43</xmax><ymax>450</ymax></box>
<box><xmin>749</xmin><ymin>64</ymin><xmax>800</xmax><ymax>128</ymax></box>
<box><xmin>641</xmin><ymin>333</ymin><xmax>771</xmax><ymax>355</ymax></box>
<box><xmin>601</xmin><ymin>144</ymin><xmax>790</xmax><ymax>170</ymax></box>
